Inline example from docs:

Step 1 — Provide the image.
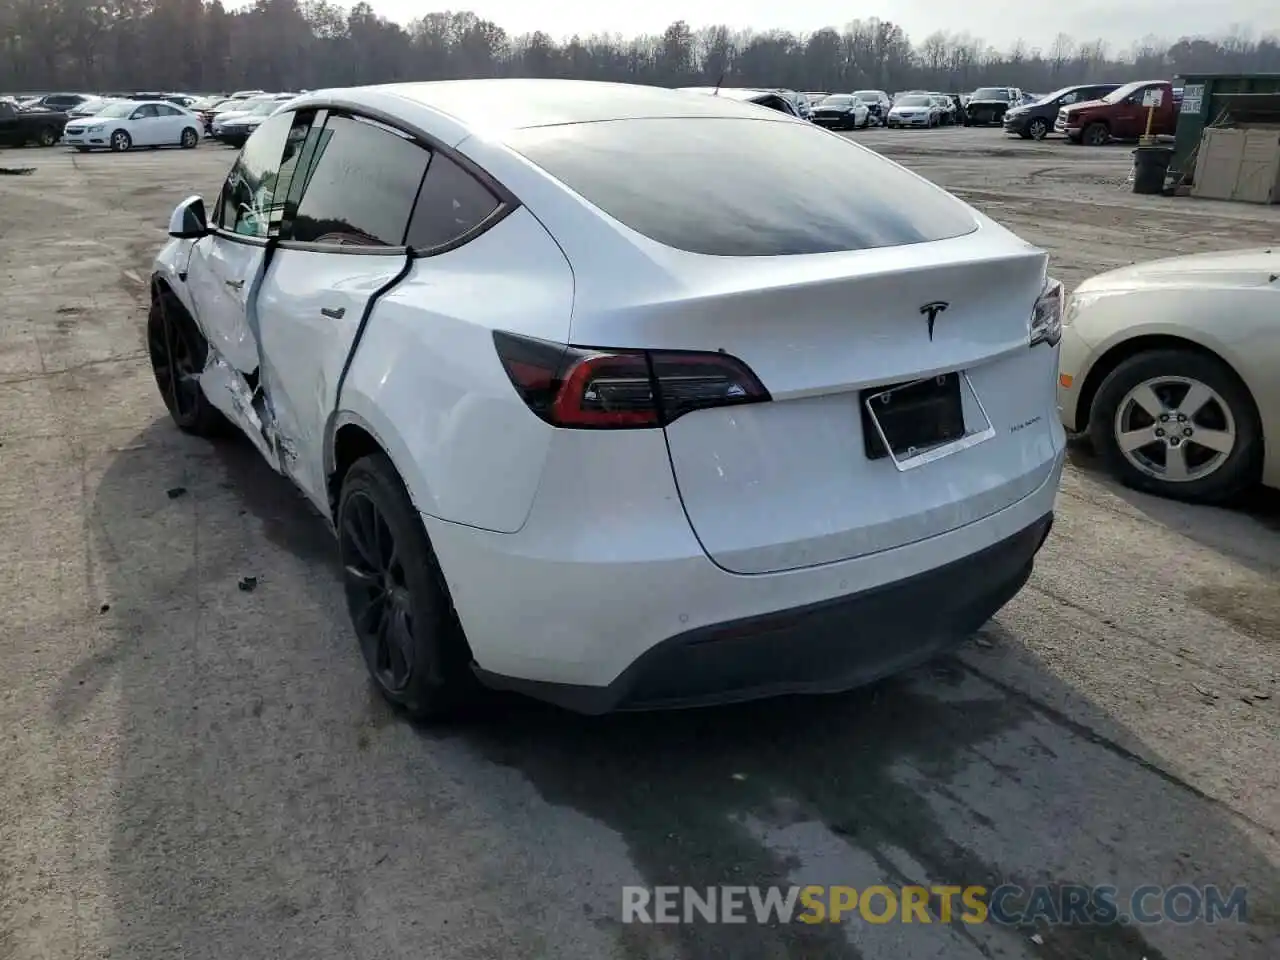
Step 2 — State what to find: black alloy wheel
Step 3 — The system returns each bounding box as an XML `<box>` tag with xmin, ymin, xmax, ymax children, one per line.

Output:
<box><xmin>337</xmin><ymin>454</ymin><xmax>479</xmax><ymax>719</ymax></box>
<box><xmin>342</xmin><ymin>490</ymin><xmax>417</xmax><ymax>694</ymax></box>
<box><xmin>147</xmin><ymin>288</ymin><xmax>224</xmax><ymax>435</ymax></box>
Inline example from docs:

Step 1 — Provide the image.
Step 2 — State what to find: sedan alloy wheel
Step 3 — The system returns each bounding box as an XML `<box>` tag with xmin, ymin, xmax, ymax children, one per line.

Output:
<box><xmin>1113</xmin><ymin>375</ymin><xmax>1236</xmax><ymax>484</ymax></box>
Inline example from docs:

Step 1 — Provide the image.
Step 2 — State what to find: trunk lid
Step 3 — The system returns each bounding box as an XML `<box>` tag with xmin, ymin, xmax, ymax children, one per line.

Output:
<box><xmin>571</xmin><ymin>232</ymin><xmax>1058</xmax><ymax>575</ymax></box>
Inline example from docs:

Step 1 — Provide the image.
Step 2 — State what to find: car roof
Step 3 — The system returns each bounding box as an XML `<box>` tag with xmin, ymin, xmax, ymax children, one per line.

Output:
<box><xmin>300</xmin><ymin>79</ymin><xmax>795</xmax><ymax>133</ymax></box>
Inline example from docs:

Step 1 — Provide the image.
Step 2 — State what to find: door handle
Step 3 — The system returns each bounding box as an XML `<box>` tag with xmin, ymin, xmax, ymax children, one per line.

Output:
<box><xmin>320</xmin><ymin>306</ymin><xmax>346</xmax><ymax>320</ymax></box>
<box><xmin>224</xmin><ymin>279</ymin><xmax>244</xmax><ymax>290</ymax></box>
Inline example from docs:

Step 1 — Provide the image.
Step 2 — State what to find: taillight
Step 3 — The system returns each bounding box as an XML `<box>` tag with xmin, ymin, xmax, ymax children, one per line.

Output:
<box><xmin>493</xmin><ymin>330</ymin><xmax>770</xmax><ymax>429</ymax></box>
<box><xmin>1029</xmin><ymin>277</ymin><xmax>1063</xmax><ymax>348</ymax></box>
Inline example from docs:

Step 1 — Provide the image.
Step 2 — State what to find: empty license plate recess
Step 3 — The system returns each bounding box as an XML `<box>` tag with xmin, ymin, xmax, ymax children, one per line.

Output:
<box><xmin>862</xmin><ymin>372</ymin><xmax>993</xmax><ymax>469</ymax></box>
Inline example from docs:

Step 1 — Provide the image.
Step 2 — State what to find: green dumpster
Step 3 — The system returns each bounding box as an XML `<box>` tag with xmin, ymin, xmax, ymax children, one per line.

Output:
<box><xmin>1172</xmin><ymin>72</ymin><xmax>1280</xmax><ymax>182</ymax></box>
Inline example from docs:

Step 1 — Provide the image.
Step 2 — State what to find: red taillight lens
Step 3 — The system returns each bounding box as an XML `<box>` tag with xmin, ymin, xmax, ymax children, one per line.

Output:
<box><xmin>493</xmin><ymin>331</ymin><xmax>770</xmax><ymax>429</ymax></box>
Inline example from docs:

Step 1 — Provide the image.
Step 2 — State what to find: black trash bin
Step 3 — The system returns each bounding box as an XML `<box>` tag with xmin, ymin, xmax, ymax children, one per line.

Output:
<box><xmin>1132</xmin><ymin>145</ymin><xmax>1174</xmax><ymax>195</ymax></box>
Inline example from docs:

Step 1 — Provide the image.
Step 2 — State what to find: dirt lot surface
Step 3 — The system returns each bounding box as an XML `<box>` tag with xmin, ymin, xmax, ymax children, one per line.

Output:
<box><xmin>2</xmin><ymin>127</ymin><xmax>1278</xmax><ymax>960</ymax></box>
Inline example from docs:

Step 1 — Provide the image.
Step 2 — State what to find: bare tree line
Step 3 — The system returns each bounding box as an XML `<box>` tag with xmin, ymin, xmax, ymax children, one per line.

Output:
<box><xmin>2</xmin><ymin>0</ymin><xmax>1278</xmax><ymax>94</ymax></box>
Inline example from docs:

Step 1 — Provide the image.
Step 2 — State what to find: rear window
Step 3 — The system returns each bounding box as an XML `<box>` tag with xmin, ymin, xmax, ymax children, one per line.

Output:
<box><xmin>505</xmin><ymin>118</ymin><xmax>976</xmax><ymax>257</ymax></box>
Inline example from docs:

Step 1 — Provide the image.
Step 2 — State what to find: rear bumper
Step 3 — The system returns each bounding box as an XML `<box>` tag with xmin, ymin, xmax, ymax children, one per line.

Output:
<box><xmin>424</xmin><ymin>426</ymin><xmax>1064</xmax><ymax>711</ymax></box>
<box><xmin>475</xmin><ymin>512</ymin><xmax>1053</xmax><ymax>713</ymax></box>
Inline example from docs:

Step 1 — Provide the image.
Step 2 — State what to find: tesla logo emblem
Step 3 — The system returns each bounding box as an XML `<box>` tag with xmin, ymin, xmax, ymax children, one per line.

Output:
<box><xmin>920</xmin><ymin>301</ymin><xmax>949</xmax><ymax>340</ymax></box>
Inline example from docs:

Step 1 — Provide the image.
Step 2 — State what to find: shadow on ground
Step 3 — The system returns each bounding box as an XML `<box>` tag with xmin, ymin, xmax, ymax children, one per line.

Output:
<box><xmin>73</xmin><ymin>417</ymin><xmax>1280</xmax><ymax>960</ymax></box>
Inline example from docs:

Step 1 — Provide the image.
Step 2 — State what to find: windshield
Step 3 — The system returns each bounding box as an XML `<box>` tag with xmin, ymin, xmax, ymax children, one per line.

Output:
<box><xmin>971</xmin><ymin>88</ymin><xmax>1010</xmax><ymax>101</ymax></box>
<box><xmin>248</xmin><ymin>101</ymin><xmax>279</xmax><ymax>115</ymax></box>
<box><xmin>896</xmin><ymin>96</ymin><xmax>931</xmax><ymax>107</ymax></box>
<box><xmin>853</xmin><ymin>91</ymin><xmax>881</xmax><ymax>101</ymax></box>
<box><xmin>1034</xmin><ymin>87</ymin><xmax>1079</xmax><ymax>105</ymax></box>
<box><xmin>819</xmin><ymin>96</ymin><xmax>854</xmax><ymax>107</ymax></box>
<box><xmin>1103</xmin><ymin>82</ymin><xmax>1153</xmax><ymax>104</ymax></box>
<box><xmin>95</xmin><ymin>102</ymin><xmax>138</xmax><ymax>118</ymax></box>
<box><xmin>223</xmin><ymin>97</ymin><xmax>268</xmax><ymax>112</ymax></box>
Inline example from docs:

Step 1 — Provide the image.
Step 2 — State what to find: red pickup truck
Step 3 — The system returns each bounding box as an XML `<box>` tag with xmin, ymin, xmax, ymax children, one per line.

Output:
<box><xmin>1055</xmin><ymin>80</ymin><xmax>1177</xmax><ymax>146</ymax></box>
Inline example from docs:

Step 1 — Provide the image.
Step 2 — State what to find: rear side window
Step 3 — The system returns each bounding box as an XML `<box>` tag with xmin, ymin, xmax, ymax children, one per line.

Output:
<box><xmin>506</xmin><ymin>118</ymin><xmax>976</xmax><ymax>257</ymax></box>
<box><xmin>404</xmin><ymin>152</ymin><xmax>501</xmax><ymax>251</ymax></box>
<box><xmin>288</xmin><ymin>114</ymin><xmax>430</xmax><ymax>247</ymax></box>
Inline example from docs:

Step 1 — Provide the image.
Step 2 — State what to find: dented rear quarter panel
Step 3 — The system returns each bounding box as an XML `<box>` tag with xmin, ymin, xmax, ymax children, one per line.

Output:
<box><xmin>335</xmin><ymin>205</ymin><xmax>575</xmax><ymax>534</ymax></box>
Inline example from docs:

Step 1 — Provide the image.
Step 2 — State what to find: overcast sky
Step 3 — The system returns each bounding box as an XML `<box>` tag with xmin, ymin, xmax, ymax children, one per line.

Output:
<box><xmin>327</xmin><ymin>1</ymin><xmax>1276</xmax><ymax>52</ymax></box>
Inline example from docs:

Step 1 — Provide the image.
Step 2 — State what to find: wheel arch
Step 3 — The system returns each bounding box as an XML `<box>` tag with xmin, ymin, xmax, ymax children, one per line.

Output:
<box><xmin>1077</xmin><ymin>333</ymin><xmax>1263</xmax><ymax>447</ymax></box>
<box><xmin>325</xmin><ymin>408</ymin><xmax>433</xmax><ymax>527</ymax></box>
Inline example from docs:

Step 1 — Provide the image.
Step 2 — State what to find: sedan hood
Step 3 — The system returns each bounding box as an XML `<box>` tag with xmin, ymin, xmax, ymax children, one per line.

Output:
<box><xmin>1076</xmin><ymin>248</ymin><xmax>1280</xmax><ymax>293</ymax></box>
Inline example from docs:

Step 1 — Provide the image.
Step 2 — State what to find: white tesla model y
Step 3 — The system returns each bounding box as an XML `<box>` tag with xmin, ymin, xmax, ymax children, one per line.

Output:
<box><xmin>149</xmin><ymin>79</ymin><xmax>1065</xmax><ymax>717</ymax></box>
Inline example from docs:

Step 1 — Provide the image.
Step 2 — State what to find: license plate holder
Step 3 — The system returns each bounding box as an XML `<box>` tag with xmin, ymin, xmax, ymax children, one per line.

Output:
<box><xmin>862</xmin><ymin>372</ymin><xmax>994</xmax><ymax>471</ymax></box>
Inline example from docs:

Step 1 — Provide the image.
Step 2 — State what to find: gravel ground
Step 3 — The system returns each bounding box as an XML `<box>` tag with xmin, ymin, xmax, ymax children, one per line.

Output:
<box><xmin>1</xmin><ymin>126</ymin><xmax>1278</xmax><ymax>960</ymax></box>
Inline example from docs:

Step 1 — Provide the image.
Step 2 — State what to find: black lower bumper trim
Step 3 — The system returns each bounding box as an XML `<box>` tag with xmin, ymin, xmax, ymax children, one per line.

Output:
<box><xmin>474</xmin><ymin>513</ymin><xmax>1054</xmax><ymax>715</ymax></box>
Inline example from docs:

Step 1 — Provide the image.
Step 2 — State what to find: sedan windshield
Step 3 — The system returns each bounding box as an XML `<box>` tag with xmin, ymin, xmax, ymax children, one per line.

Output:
<box><xmin>95</xmin><ymin>102</ymin><xmax>138</xmax><ymax>118</ymax></box>
<box><xmin>853</xmin><ymin>91</ymin><xmax>882</xmax><ymax>101</ymax></box>
<box><xmin>819</xmin><ymin>96</ymin><xmax>854</xmax><ymax>108</ymax></box>
<box><xmin>971</xmin><ymin>88</ymin><xmax>1011</xmax><ymax>100</ymax></box>
<box><xmin>896</xmin><ymin>96</ymin><xmax>932</xmax><ymax>107</ymax></box>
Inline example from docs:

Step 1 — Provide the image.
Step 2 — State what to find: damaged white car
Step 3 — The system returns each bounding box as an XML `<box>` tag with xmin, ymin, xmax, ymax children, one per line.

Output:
<box><xmin>149</xmin><ymin>80</ymin><xmax>1065</xmax><ymax>719</ymax></box>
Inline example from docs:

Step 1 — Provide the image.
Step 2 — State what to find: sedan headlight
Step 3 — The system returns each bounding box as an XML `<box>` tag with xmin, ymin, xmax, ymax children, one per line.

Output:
<box><xmin>86</xmin><ymin>123</ymin><xmax>104</xmax><ymax>132</ymax></box>
<box><xmin>1030</xmin><ymin>278</ymin><xmax>1064</xmax><ymax>347</ymax></box>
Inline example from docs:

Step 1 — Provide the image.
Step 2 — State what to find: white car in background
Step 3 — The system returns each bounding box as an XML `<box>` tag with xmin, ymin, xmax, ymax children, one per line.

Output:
<box><xmin>62</xmin><ymin>99</ymin><xmax>201</xmax><ymax>152</ymax></box>
<box><xmin>149</xmin><ymin>79</ymin><xmax>1063</xmax><ymax>720</ymax></box>
<box><xmin>887</xmin><ymin>94</ymin><xmax>942</xmax><ymax>128</ymax></box>
<box><xmin>210</xmin><ymin>94</ymin><xmax>290</xmax><ymax>137</ymax></box>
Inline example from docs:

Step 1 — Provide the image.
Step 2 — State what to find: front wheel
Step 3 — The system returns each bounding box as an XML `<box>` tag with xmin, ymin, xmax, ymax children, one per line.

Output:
<box><xmin>147</xmin><ymin>286</ymin><xmax>226</xmax><ymax>436</ymax></box>
<box><xmin>180</xmin><ymin>127</ymin><xmax>198</xmax><ymax>149</ymax></box>
<box><xmin>110</xmin><ymin>129</ymin><xmax>131</xmax><ymax>152</ymax></box>
<box><xmin>1028</xmin><ymin>118</ymin><xmax>1049</xmax><ymax>140</ymax></box>
<box><xmin>1082</xmin><ymin>122</ymin><xmax>1109</xmax><ymax>146</ymax></box>
<box><xmin>1088</xmin><ymin>349</ymin><xmax>1262</xmax><ymax>503</ymax></box>
<box><xmin>338</xmin><ymin>454</ymin><xmax>480</xmax><ymax>719</ymax></box>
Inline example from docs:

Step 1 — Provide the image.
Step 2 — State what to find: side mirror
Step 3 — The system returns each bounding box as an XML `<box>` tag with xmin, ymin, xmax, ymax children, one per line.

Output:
<box><xmin>169</xmin><ymin>195</ymin><xmax>209</xmax><ymax>239</ymax></box>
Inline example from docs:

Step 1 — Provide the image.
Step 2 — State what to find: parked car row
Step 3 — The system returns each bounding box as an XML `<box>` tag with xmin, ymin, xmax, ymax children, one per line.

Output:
<box><xmin>997</xmin><ymin>79</ymin><xmax>1181</xmax><ymax>144</ymax></box>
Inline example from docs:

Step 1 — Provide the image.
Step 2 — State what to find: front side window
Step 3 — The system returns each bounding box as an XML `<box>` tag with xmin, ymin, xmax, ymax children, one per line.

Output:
<box><xmin>287</xmin><ymin>114</ymin><xmax>430</xmax><ymax>247</ymax></box>
<box><xmin>219</xmin><ymin>111</ymin><xmax>309</xmax><ymax>238</ymax></box>
<box><xmin>132</xmin><ymin>104</ymin><xmax>158</xmax><ymax>119</ymax></box>
<box><xmin>506</xmin><ymin>117</ymin><xmax>977</xmax><ymax>257</ymax></box>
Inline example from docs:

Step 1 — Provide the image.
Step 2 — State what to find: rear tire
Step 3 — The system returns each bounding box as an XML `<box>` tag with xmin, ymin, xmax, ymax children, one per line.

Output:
<box><xmin>75</xmin><ymin>146</ymin><xmax>90</xmax><ymax>153</ymax></box>
<box><xmin>180</xmin><ymin>127</ymin><xmax>198</xmax><ymax>149</ymax></box>
<box><xmin>36</xmin><ymin>126</ymin><xmax>57</xmax><ymax>147</ymax></box>
<box><xmin>338</xmin><ymin>454</ymin><xmax>480</xmax><ymax>720</ymax></box>
<box><xmin>1088</xmin><ymin>349</ymin><xmax>1262</xmax><ymax>504</ymax></box>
